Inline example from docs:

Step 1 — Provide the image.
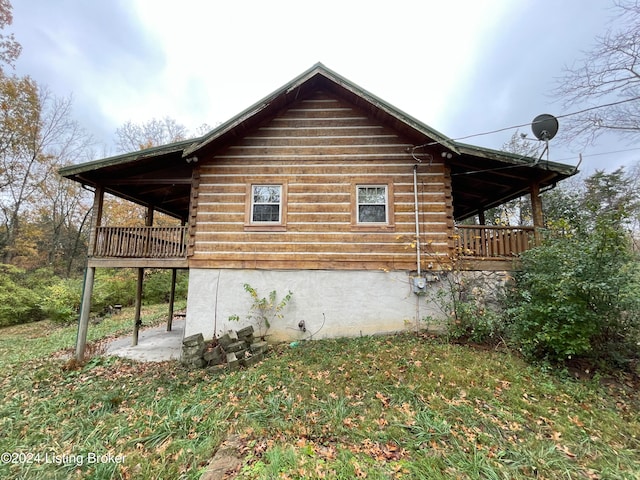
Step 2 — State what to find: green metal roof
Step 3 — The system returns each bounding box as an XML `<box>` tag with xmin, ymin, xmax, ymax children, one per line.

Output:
<box><xmin>58</xmin><ymin>138</ymin><xmax>198</xmax><ymax>178</ymax></box>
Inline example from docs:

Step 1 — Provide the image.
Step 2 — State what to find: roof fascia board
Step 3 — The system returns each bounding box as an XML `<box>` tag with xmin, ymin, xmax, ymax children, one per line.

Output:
<box><xmin>59</xmin><ymin>139</ymin><xmax>197</xmax><ymax>178</ymax></box>
<box><xmin>454</xmin><ymin>141</ymin><xmax>577</xmax><ymax>176</ymax></box>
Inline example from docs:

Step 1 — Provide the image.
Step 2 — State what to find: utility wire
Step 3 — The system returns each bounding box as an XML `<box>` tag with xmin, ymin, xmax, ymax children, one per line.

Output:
<box><xmin>555</xmin><ymin>146</ymin><xmax>640</xmax><ymax>163</ymax></box>
<box><xmin>415</xmin><ymin>95</ymin><xmax>640</xmax><ymax>148</ymax></box>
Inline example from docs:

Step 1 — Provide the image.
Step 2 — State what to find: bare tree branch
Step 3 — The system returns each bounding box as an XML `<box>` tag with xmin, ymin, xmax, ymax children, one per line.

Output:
<box><xmin>555</xmin><ymin>0</ymin><xmax>640</xmax><ymax>147</ymax></box>
<box><xmin>115</xmin><ymin>117</ymin><xmax>189</xmax><ymax>152</ymax></box>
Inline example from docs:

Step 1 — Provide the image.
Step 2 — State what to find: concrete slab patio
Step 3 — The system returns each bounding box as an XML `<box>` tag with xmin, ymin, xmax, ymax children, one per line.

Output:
<box><xmin>105</xmin><ymin>318</ymin><xmax>185</xmax><ymax>362</ymax></box>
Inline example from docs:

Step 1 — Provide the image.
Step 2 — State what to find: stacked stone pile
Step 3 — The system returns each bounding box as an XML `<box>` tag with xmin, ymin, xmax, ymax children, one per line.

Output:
<box><xmin>181</xmin><ymin>325</ymin><xmax>269</xmax><ymax>372</ymax></box>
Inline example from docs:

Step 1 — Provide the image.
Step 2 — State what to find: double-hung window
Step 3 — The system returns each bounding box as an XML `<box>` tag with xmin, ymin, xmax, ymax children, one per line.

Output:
<box><xmin>245</xmin><ymin>182</ymin><xmax>287</xmax><ymax>231</ymax></box>
<box><xmin>356</xmin><ymin>185</ymin><xmax>388</xmax><ymax>223</ymax></box>
<box><xmin>250</xmin><ymin>185</ymin><xmax>282</xmax><ymax>223</ymax></box>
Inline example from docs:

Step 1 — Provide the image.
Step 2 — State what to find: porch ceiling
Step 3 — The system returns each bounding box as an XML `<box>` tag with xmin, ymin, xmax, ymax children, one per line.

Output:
<box><xmin>60</xmin><ymin>142</ymin><xmax>195</xmax><ymax>221</ymax></box>
<box><xmin>449</xmin><ymin>144</ymin><xmax>576</xmax><ymax>221</ymax></box>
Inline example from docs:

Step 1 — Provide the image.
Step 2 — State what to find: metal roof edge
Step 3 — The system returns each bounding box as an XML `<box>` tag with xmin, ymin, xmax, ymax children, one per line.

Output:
<box><xmin>454</xmin><ymin>141</ymin><xmax>578</xmax><ymax>176</ymax></box>
<box><xmin>59</xmin><ymin>138</ymin><xmax>198</xmax><ymax>178</ymax></box>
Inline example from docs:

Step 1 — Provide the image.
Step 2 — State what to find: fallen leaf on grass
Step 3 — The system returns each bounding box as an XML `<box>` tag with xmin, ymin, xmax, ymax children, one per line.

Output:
<box><xmin>343</xmin><ymin>417</ymin><xmax>357</xmax><ymax>428</ymax></box>
<box><xmin>375</xmin><ymin>391</ymin><xmax>390</xmax><ymax>407</ymax></box>
<box><xmin>353</xmin><ymin>460</ymin><xmax>367</xmax><ymax>478</ymax></box>
<box><xmin>556</xmin><ymin>444</ymin><xmax>577</xmax><ymax>459</ymax></box>
<box><xmin>316</xmin><ymin>444</ymin><xmax>337</xmax><ymax>460</ymax></box>
<box><xmin>568</xmin><ymin>415</ymin><xmax>584</xmax><ymax>427</ymax></box>
<box><xmin>375</xmin><ymin>417</ymin><xmax>388</xmax><ymax>428</ymax></box>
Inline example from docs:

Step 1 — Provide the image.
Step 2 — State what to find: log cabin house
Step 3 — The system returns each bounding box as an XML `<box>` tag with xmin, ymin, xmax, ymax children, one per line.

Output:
<box><xmin>60</xmin><ymin>63</ymin><xmax>576</xmax><ymax>360</ymax></box>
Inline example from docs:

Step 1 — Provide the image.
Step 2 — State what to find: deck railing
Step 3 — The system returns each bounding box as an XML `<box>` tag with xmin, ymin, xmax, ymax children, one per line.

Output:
<box><xmin>93</xmin><ymin>226</ymin><xmax>188</xmax><ymax>258</ymax></box>
<box><xmin>455</xmin><ymin>225</ymin><xmax>536</xmax><ymax>258</ymax></box>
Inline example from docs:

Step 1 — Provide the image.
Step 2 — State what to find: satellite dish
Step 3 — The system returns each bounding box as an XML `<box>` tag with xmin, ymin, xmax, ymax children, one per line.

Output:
<box><xmin>531</xmin><ymin>114</ymin><xmax>559</xmax><ymax>141</ymax></box>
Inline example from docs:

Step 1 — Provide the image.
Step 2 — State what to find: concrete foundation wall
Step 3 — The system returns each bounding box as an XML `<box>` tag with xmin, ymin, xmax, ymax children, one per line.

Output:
<box><xmin>185</xmin><ymin>269</ymin><xmax>448</xmax><ymax>342</ymax></box>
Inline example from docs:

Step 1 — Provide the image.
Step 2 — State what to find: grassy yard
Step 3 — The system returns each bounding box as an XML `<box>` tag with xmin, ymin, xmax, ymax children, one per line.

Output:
<box><xmin>0</xmin><ymin>306</ymin><xmax>638</xmax><ymax>479</ymax></box>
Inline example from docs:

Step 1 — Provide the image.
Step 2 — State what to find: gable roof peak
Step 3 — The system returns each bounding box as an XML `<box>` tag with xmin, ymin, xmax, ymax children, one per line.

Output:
<box><xmin>182</xmin><ymin>62</ymin><xmax>458</xmax><ymax>158</ymax></box>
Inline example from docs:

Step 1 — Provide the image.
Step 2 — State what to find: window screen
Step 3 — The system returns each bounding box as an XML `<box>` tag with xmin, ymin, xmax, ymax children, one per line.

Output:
<box><xmin>251</xmin><ymin>185</ymin><xmax>282</xmax><ymax>222</ymax></box>
<box><xmin>357</xmin><ymin>185</ymin><xmax>387</xmax><ymax>223</ymax></box>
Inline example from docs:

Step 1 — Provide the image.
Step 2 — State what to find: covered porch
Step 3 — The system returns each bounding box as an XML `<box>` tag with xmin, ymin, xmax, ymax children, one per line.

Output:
<box><xmin>446</xmin><ymin>143</ymin><xmax>575</xmax><ymax>270</ymax></box>
<box><xmin>60</xmin><ymin>142</ymin><xmax>196</xmax><ymax>360</ymax></box>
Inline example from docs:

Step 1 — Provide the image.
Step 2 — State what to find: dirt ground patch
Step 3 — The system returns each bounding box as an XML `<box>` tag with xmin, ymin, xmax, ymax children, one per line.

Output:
<box><xmin>200</xmin><ymin>434</ymin><xmax>244</xmax><ymax>480</ymax></box>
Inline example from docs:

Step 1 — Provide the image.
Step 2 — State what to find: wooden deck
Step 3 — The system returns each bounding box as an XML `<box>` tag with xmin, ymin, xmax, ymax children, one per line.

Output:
<box><xmin>86</xmin><ymin>224</ymin><xmax>537</xmax><ymax>271</ymax></box>
<box><xmin>454</xmin><ymin>225</ymin><xmax>537</xmax><ymax>270</ymax></box>
<box><xmin>88</xmin><ymin>226</ymin><xmax>189</xmax><ymax>268</ymax></box>
<box><xmin>455</xmin><ymin>225</ymin><xmax>536</xmax><ymax>257</ymax></box>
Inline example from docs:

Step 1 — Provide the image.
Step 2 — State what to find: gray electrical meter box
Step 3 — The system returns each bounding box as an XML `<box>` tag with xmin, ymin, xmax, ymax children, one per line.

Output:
<box><xmin>411</xmin><ymin>276</ymin><xmax>427</xmax><ymax>294</ymax></box>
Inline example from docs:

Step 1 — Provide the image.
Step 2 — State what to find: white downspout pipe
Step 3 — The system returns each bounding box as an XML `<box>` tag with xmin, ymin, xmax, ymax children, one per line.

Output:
<box><xmin>413</xmin><ymin>164</ymin><xmax>421</xmax><ymax>276</ymax></box>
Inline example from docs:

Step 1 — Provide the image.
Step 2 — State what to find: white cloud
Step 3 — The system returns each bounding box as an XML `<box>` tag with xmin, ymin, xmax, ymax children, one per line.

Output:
<box><xmin>10</xmin><ymin>0</ymin><xmax>635</xmax><ymax>171</ymax></box>
<box><xmin>124</xmin><ymin>0</ymin><xmax>518</xmax><ymax>130</ymax></box>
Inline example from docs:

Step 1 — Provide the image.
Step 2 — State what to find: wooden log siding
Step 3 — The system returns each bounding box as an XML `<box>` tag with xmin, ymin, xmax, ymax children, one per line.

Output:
<box><xmin>191</xmin><ymin>92</ymin><xmax>454</xmax><ymax>271</ymax></box>
<box><xmin>455</xmin><ymin>225</ymin><xmax>536</xmax><ymax>258</ymax></box>
<box><xmin>93</xmin><ymin>226</ymin><xmax>188</xmax><ymax>258</ymax></box>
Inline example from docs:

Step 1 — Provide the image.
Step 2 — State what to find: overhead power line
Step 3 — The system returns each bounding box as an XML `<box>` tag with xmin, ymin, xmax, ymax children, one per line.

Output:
<box><xmin>555</xmin><ymin>146</ymin><xmax>640</xmax><ymax>163</ymax></box>
<box><xmin>415</xmin><ymin>96</ymin><xmax>640</xmax><ymax>149</ymax></box>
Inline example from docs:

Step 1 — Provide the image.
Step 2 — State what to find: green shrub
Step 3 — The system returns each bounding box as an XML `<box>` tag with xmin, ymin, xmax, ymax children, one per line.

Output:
<box><xmin>92</xmin><ymin>269</ymin><xmax>137</xmax><ymax>312</ymax></box>
<box><xmin>434</xmin><ymin>272</ymin><xmax>508</xmax><ymax>345</ymax></box>
<box><xmin>0</xmin><ymin>267</ymin><xmax>188</xmax><ymax>327</ymax></box>
<box><xmin>40</xmin><ymin>278</ymin><xmax>82</xmax><ymax>324</ymax></box>
<box><xmin>0</xmin><ymin>264</ymin><xmax>45</xmax><ymax>326</ymax></box>
<box><xmin>446</xmin><ymin>300</ymin><xmax>506</xmax><ymax>345</ymax></box>
<box><xmin>143</xmin><ymin>269</ymin><xmax>188</xmax><ymax>304</ymax></box>
<box><xmin>507</xmin><ymin>225</ymin><xmax>640</xmax><ymax>364</ymax></box>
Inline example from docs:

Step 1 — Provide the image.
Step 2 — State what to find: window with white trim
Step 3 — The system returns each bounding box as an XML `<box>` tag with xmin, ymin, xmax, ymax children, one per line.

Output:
<box><xmin>357</xmin><ymin>185</ymin><xmax>388</xmax><ymax>223</ymax></box>
<box><xmin>251</xmin><ymin>185</ymin><xmax>282</xmax><ymax>223</ymax></box>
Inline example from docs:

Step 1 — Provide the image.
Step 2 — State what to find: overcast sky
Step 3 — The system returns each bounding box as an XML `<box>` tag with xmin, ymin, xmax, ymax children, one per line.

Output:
<box><xmin>10</xmin><ymin>0</ymin><xmax>639</xmax><ymax>173</ymax></box>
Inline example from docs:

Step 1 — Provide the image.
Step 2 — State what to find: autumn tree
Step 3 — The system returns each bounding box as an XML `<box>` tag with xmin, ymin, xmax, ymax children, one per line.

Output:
<box><xmin>115</xmin><ymin>117</ymin><xmax>188</xmax><ymax>152</ymax></box>
<box><xmin>36</xmin><ymin>161</ymin><xmax>92</xmax><ymax>275</ymax></box>
<box><xmin>555</xmin><ymin>0</ymin><xmax>640</xmax><ymax>146</ymax></box>
<box><xmin>0</xmin><ymin>0</ymin><xmax>21</xmax><ymax>71</ymax></box>
<box><xmin>0</xmin><ymin>82</ymin><xmax>93</xmax><ymax>268</ymax></box>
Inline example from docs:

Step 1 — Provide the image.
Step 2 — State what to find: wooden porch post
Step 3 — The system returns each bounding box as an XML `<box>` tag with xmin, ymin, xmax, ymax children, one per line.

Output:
<box><xmin>132</xmin><ymin>205</ymin><xmax>154</xmax><ymax>346</ymax></box>
<box><xmin>478</xmin><ymin>210</ymin><xmax>486</xmax><ymax>225</ymax></box>
<box><xmin>132</xmin><ymin>268</ymin><xmax>143</xmax><ymax>346</ymax></box>
<box><xmin>75</xmin><ymin>186</ymin><xmax>104</xmax><ymax>361</ymax></box>
<box><xmin>76</xmin><ymin>267</ymin><xmax>95</xmax><ymax>360</ymax></box>
<box><xmin>530</xmin><ymin>182</ymin><xmax>544</xmax><ymax>245</ymax></box>
<box><xmin>167</xmin><ymin>268</ymin><xmax>177</xmax><ymax>331</ymax></box>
